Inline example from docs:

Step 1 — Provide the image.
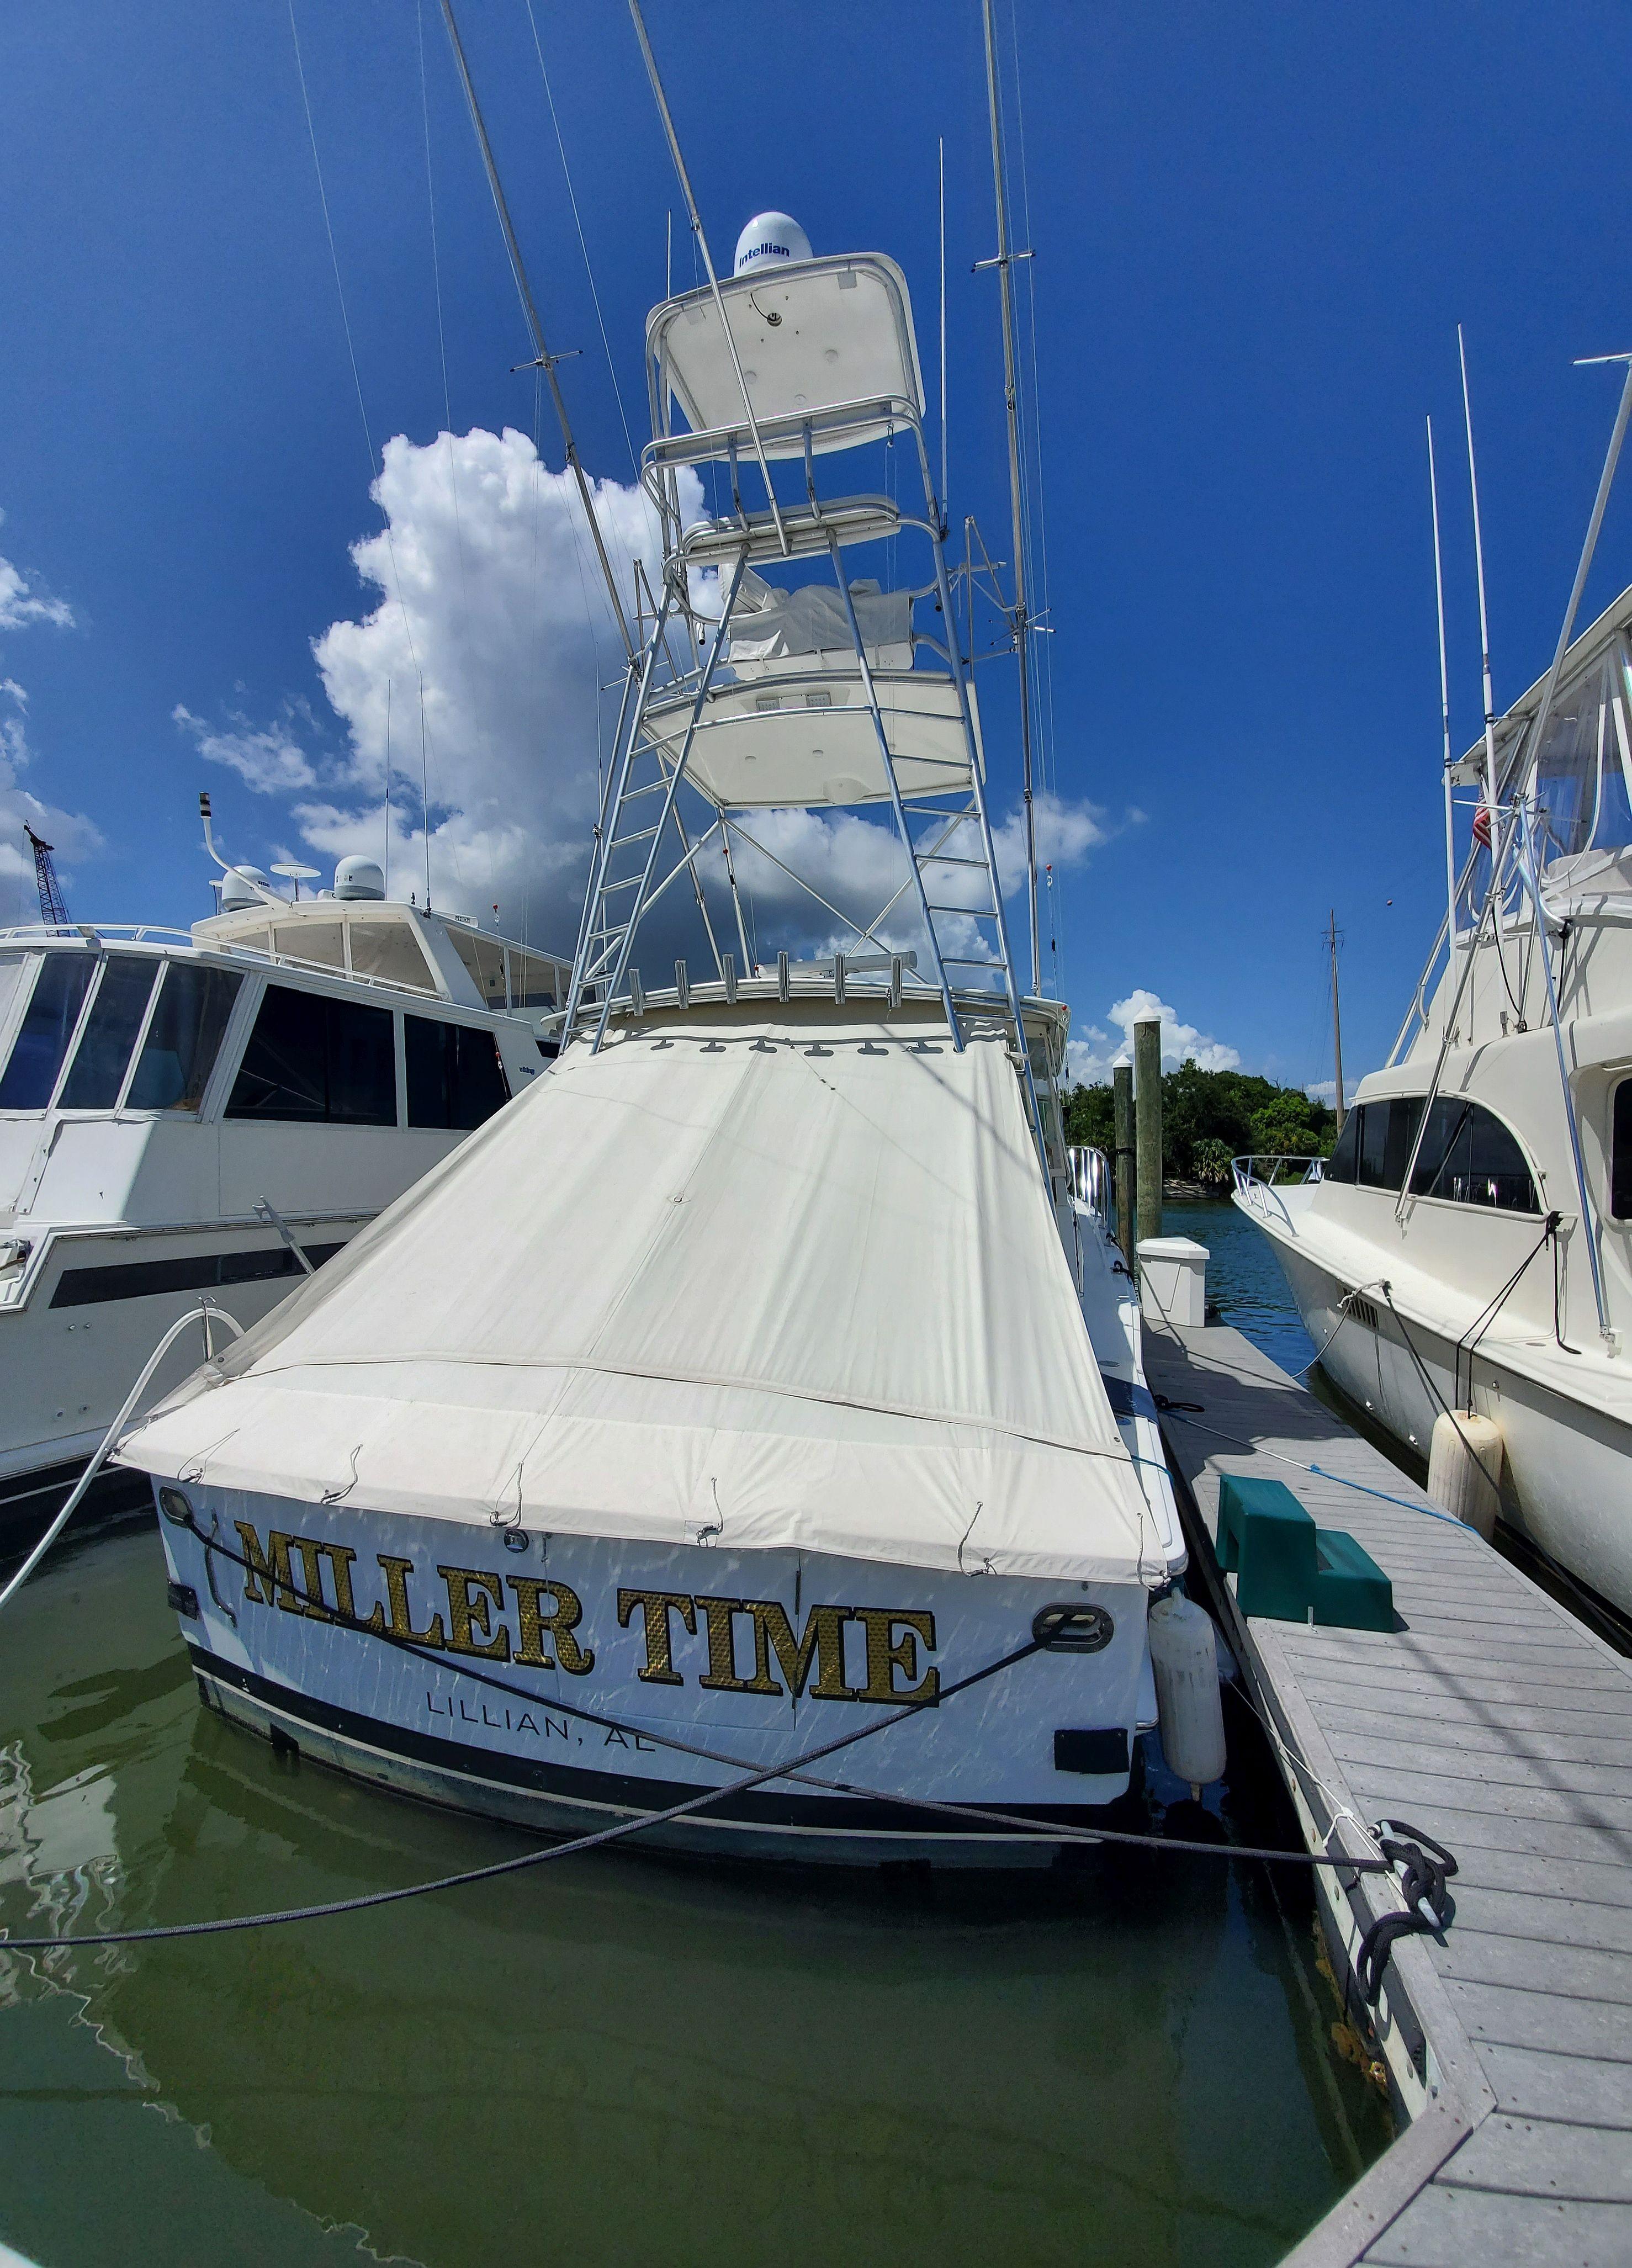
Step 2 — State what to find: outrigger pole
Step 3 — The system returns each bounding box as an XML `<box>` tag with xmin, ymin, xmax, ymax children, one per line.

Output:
<box><xmin>977</xmin><ymin>0</ymin><xmax>1040</xmax><ymax>997</ymax></box>
<box><xmin>438</xmin><ymin>0</ymin><xmax>635</xmax><ymax>662</ymax></box>
<box><xmin>1426</xmin><ymin>416</ymin><xmax>1458</xmax><ymax>971</ymax></box>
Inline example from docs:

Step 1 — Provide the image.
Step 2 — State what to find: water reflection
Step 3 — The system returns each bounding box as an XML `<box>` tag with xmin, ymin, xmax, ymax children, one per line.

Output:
<box><xmin>1</xmin><ymin>1513</ymin><xmax>1391</xmax><ymax>2268</ymax></box>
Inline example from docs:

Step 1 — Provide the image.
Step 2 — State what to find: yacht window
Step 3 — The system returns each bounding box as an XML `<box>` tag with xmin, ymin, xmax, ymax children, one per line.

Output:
<box><xmin>0</xmin><ymin>956</ymin><xmax>27</xmax><ymax>1046</ymax></box>
<box><xmin>508</xmin><ymin>946</ymin><xmax>561</xmax><ymax>1010</ymax></box>
<box><xmin>58</xmin><ymin>956</ymin><xmax>160</xmax><ymax>1110</ymax></box>
<box><xmin>1322</xmin><ymin>1109</ymin><xmax>1360</xmax><ymax>1183</ymax></box>
<box><xmin>348</xmin><ymin>918</ymin><xmax>436</xmax><ymax>993</ymax></box>
<box><xmin>0</xmin><ymin>954</ymin><xmax>97</xmax><ymax>1109</ymax></box>
<box><xmin>226</xmin><ymin>984</ymin><xmax>396</xmax><ymax>1125</ymax></box>
<box><xmin>274</xmin><ymin>920</ymin><xmax>346</xmax><ymax>973</ymax></box>
<box><xmin>126</xmin><ymin>963</ymin><xmax>243</xmax><ymax>1111</ymax></box>
<box><xmin>445</xmin><ymin>925</ymin><xmax>508</xmax><ymax>1008</ymax></box>
<box><xmin>1409</xmin><ymin>1096</ymin><xmax>1538</xmax><ymax>1212</ymax></box>
<box><xmin>405</xmin><ymin>1016</ymin><xmax>510</xmax><ymax>1130</ymax></box>
<box><xmin>1612</xmin><ymin>1081</ymin><xmax>1632</xmax><ymax>1218</ymax></box>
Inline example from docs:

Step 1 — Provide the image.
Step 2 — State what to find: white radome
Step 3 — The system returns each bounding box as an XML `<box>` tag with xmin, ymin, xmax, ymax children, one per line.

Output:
<box><xmin>733</xmin><ymin>211</ymin><xmax>812</xmax><ymax>275</ymax></box>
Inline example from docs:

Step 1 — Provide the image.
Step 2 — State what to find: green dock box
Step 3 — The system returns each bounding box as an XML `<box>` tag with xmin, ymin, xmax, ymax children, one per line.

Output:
<box><xmin>1312</xmin><ymin>1529</ymin><xmax>1394</xmax><ymax>1633</ymax></box>
<box><xmin>1216</xmin><ymin>1472</ymin><xmax>1394</xmax><ymax>1632</ymax></box>
<box><xmin>1216</xmin><ymin>1474</ymin><xmax>1317</xmax><ymax>1621</ymax></box>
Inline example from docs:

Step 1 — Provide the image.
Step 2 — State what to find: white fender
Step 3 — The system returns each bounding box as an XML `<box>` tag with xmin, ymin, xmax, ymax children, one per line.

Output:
<box><xmin>1149</xmin><ymin>1591</ymin><xmax>1228</xmax><ymax>1794</ymax></box>
<box><xmin>1427</xmin><ymin>1409</ymin><xmax>1503</xmax><ymax>1541</ymax></box>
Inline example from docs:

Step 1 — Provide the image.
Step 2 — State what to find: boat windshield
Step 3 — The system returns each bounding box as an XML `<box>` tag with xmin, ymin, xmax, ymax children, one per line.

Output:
<box><xmin>1530</xmin><ymin>642</ymin><xmax>1632</xmax><ymax>863</ymax></box>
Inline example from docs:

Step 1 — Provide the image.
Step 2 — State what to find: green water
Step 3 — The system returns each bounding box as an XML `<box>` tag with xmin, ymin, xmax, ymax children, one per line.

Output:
<box><xmin>0</xmin><ymin>1245</ymin><xmax>1393</xmax><ymax>2268</ymax></box>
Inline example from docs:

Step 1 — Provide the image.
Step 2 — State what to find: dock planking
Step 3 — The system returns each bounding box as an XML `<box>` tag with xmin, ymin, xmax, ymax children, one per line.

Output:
<box><xmin>1144</xmin><ymin>1321</ymin><xmax>1632</xmax><ymax>2268</ymax></box>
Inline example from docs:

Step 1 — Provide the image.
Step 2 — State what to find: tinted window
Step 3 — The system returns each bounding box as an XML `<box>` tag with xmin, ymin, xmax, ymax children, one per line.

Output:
<box><xmin>0</xmin><ymin>953</ymin><xmax>97</xmax><ymax>1109</ymax></box>
<box><xmin>1333</xmin><ymin>1098</ymin><xmax>1428</xmax><ymax>1193</ymax></box>
<box><xmin>126</xmin><ymin>963</ymin><xmax>243</xmax><ymax>1111</ymax></box>
<box><xmin>1615</xmin><ymin>1082</ymin><xmax>1632</xmax><ymax>1220</ymax></box>
<box><xmin>1323</xmin><ymin>1109</ymin><xmax>1359</xmax><ymax>1184</ymax></box>
<box><xmin>1410</xmin><ymin>1098</ymin><xmax>1538</xmax><ymax>1212</ymax></box>
<box><xmin>226</xmin><ymin>985</ymin><xmax>396</xmax><ymax>1125</ymax></box>
<box><xmin>57</xmin><ymin>956</ymin><xmax>160</xmax><ymax>1110</ymax></box>
<box><xmin>405</xmin><ymin>1016</ymin><xmax>510</xmax><ymax>1130</ymax></box>
<box><xmin>1357</xmin><ymin>1102</ymin><xmax>1390</xmax><ymax>1188</ymax></box>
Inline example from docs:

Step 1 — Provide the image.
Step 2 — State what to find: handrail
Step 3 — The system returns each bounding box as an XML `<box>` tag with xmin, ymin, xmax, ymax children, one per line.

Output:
<box><xmin>1231</xmin><ymin>1153</ymin><xmax>1326</xmax><ymax>1232</ymax></box>
<box><xmin>1067</xmin><ymin>1144</ymin><xmax>1110</xmax><ymax>1215</ymax></box>
<box><xmin>0</xmin><ymin>923</ymin><xmax>547</xmax><ymax>1019</ymax></box>
<box><xmin>0</xmin><ymin>1300</ymin><xmax>246</xmax><ymax>1617</ymax></box>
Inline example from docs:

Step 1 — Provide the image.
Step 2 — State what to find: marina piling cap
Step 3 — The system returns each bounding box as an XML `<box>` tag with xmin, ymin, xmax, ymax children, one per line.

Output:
<box><xmin>733</xmin><ymin>211</ymin><xmax>812</xmax><ymax>275</ymax></box>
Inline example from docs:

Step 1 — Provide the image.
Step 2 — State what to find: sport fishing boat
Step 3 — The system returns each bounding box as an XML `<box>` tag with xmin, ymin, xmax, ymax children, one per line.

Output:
<box><xmin>0</xmin><ymin>834</ymin><xmax>566</xmax><ymax>1541</ymax></box>
<box><xmin>114</xmin><ymin>143</ymin><xmax>1197</xmax><ymax>1861</ymax></box>
<box><xmin>1235</xmin><ymin>403</ymin><xmax>1632</xmax><ymax>1624</ymax></box>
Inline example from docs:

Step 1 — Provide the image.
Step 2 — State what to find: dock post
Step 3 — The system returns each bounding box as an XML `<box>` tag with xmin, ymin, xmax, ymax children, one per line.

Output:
<box><xmin>1113</xmin><ymin>1063</ymin><xmax>1136</xmax><ymax>1265</ymax></box>
<box><xmin>1135</xmin><ymin>1018</ymin><xmax>1162</xmax><ymax>1262</ymax></box>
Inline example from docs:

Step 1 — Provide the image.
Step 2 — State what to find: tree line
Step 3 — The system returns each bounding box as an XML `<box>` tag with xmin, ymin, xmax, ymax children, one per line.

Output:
<box><xmin>1061</xmin><ymin>1059</ymin><xmax>1338</xmax><ymax>1188</ymax></box>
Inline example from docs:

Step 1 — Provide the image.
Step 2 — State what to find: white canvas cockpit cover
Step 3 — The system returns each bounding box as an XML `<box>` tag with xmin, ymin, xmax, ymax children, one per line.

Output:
<box><xmin>728</xmin><ymin>577</ymin><xmax>913</xmax><ymax>675</ymax></box>
<box><xmin>118</xmin><ymin>1009</ymin><xmax>1158</xmax><ymax>1585</ymax></box>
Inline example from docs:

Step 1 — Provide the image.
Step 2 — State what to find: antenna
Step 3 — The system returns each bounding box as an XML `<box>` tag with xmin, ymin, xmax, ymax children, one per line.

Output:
<box><xmin>939</xmin><ymin>135</ymin><xmax>948</xmax><ymax>518</ymax></box>
<box><xmin>24</xmin><ymin>825</ymin><xmax>68</xmax><ymax>928</ymax></box>
<box><xmin>420</xmin><ymin>680</ymin><xmax>433</xmax><ymax>911</ymax></box>
<box><xmin>437</xmin><ymin>0</ymin><xmax>634</xmax><ymax>660</ymax></box>
<box><xmin>1327</xmin><ymin>910</ymin><xmax>1345</xmax><ymax>1132</ymax></box>
<box><xmin>977</xmin><ymin>0</ymin><xmax>1039</xmax><ymax>995</ymax></box>
<box><xmin>1458</xmin><ymin>326</ymin><xmax>1500</xmax><ymax>850</ymax></box>
<box><xmin>1427</xmin><ymin>416</ymin><xmax>1458</xmax><ymax>966</ymax></box>
<box><xmin>383</xmin><ymin>677</ymin><xmax>392</xmax><ymax>898</ymax></box>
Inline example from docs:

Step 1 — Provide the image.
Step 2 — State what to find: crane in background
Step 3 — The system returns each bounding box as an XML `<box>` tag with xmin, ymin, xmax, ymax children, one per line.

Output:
<box><xmin>23</xmin><ymin>825</ymin><xmax>69</xmax><ymax>926</ymax></box>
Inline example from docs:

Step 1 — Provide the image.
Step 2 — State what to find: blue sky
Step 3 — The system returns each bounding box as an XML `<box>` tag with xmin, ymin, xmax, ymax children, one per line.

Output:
<box><xmin>3</xmin><ymin>1</ymin><xmax>1631</xmax><ymax>1091</ymax></box>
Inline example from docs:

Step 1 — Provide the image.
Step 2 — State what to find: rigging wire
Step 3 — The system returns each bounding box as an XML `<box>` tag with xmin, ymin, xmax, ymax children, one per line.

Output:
<box><xmin>522</xmin><ymin>0</ymin><xmax>639</xmax><ymax>478</ymax></box>
<box><xmin>287</xmin><ymin>0</ymin><xmax>441</xmax><ymax>898</ymax></box>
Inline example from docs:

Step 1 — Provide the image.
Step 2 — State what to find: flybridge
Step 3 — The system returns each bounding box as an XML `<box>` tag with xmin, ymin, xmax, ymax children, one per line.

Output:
<box><xmin>562</xmin><ymin>229</ymin><xmax>1050</xmax><ymax>1167</ymax></box>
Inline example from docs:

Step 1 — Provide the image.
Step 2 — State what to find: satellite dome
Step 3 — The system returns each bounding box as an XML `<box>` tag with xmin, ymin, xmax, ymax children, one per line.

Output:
<box><xmin>334</xmin><ymin>855</ymin><xmax>386</xmax><ymax>902</ymax></box>
<box><xmin>733</xmin><ymin>212</ymin><xmax>812</xmax><ymax>277</ymax></box>
<box><xmin>220</xmin><ymin>865</ymin><xmax>270</xmax><ymax>912</ymax></box>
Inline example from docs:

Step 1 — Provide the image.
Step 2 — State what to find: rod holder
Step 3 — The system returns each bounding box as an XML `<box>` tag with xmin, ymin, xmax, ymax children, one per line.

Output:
<box><xmin>777</xmin><ymin>950</ymin><xmax>790</xmax><ymax>1001</ymax></box>
<box><xmin>723</xmin><ymin>952</ymin><xmax>738</xmax><ymax>1003</ymax></box>
<box><xmin>675</xmin><ymin>958</ymin><xmax>690</xmax><ymax>1009</ymax></box>
<box><xmin>834</xmin><ymin>953</ymin><xmax>847</xmax><ymax>1003</ymax></box>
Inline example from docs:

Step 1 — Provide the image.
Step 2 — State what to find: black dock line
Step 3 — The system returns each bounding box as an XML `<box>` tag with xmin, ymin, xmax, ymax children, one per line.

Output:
<box><xmin>2</xmin><ymin>1505</ymin><xmax>1444</xmax><ymax>1996</ymax></box>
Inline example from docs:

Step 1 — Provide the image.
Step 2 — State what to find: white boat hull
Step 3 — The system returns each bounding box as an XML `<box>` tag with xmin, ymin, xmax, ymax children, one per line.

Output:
<box><xmin>1264</xmin><ymin>1227</ymin><xmax>1632</xmax><ymax>1617</ymax></box>
<box><xmin>157</xmin><ymin>1486</ymin><xmax>1158</xmax><ymax>1866</ymax></box>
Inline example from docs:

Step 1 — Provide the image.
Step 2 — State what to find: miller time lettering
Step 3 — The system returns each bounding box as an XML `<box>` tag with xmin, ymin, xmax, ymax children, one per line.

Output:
<box><xmin>227</xmin><ymin>1525</ymin><xmax>939</xmax><ymax>1703</ymax></box>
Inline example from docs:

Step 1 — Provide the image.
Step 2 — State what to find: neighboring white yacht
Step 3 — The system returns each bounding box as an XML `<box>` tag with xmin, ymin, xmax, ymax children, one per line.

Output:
<box><xmin>0</xmin><ymin>850</ymin><xmax>568</xmax><ymax>1539</ymax></box>
<box><xmin>1236</xmin><ymin>576</ymin><xmax>1632</xmax><ymax>1624</ymax></box>
<box><xmin>115</xmin><ymin>207</ymin><xmax>1193</xmax><ymax>1864</ymax></box>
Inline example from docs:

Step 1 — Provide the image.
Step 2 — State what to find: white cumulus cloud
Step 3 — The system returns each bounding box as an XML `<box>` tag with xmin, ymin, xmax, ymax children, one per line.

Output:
<box><xmin>0</xmin><ymin>516</ymin><xmax>75</xmax><ymax>633</ymax></box>
<box><xmin>1065</xmin><ymin>988</ymin><xmax>1241</xmax><ymax>1084</ymax></box>
<box><xmin>176</xmin><ymin>425</ymin><xmax>1117</xmax><ymax>976</ymax></box>
<box><xmin>173</xmin><ymin>703</ymin><xmax>317</xmax><ymax>794</ymax></box>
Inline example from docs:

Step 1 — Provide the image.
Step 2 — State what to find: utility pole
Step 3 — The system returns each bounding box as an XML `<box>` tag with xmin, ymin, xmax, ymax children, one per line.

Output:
<box><xmin>1328</xmin><ymin>909</ymin><xmax>1345</xmax><ymax>1133</ymax></box>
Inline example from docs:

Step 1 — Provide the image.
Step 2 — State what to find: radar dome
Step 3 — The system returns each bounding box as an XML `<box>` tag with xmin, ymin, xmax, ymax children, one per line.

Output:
<box><xmin>335</xmin><ymin>855</ymin><xmax>386</xmax><ymax>902</ymax></box>
<box><xmin>220</xmin><ymin>865</ymin><xmax>270</xmax><ymax>912</ymax></box>
<box><xmin>733</xmin><ymin>212</ymin><xmax>812</xmax><ymax>277</ymax></box>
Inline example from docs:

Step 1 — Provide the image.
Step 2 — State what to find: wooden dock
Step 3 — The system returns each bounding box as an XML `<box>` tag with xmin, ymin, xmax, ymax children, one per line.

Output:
<box><xmin>1144</xmin><ymin>1320</ymin><xmax>1632</xmax><ymax>2268</ymax></box>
